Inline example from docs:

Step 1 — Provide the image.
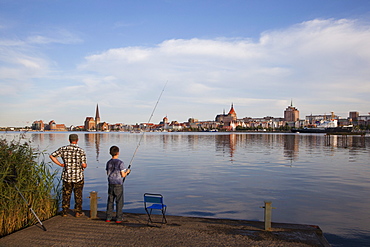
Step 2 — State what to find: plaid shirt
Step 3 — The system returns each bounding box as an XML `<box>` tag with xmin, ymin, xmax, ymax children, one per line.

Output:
<box><xmin>51</xmin><ymin>144</ymin><xmax>87</xmax><ymax>183</ymax></box>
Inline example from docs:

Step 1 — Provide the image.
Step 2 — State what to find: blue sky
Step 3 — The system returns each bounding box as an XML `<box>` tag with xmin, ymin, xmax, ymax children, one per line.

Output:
<box><xmin>1</xmin><ymin>0</ymin><xmax>370</xmax><ymax>127</ymax></box>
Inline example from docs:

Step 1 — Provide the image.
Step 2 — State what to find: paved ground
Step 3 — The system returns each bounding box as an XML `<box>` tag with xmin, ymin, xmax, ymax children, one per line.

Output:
<box><xmin>0</xmin><ymin>211</ymin><xmax>330</xmax><ymax>247</ymax></box>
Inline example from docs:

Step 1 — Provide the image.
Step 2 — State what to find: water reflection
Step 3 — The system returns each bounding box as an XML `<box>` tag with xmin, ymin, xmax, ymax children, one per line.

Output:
<box><xmin>325</xmin><ymin>134</ymin><xmax>366</xmax><ymax>148</ymax></box>
<box><xmin>84</xmin><ymin>133</ymin><xmax>103</xmax><ymax>162</ymax></box>
<box><xmin>2</xmin><ymin>131</ymin><xmax>370</xmax><ymax>246</ymax></box>
<box><xmin>283</xmin><ymin>134</ymin><xmax>299</xmax><ymax>162</ymax></box>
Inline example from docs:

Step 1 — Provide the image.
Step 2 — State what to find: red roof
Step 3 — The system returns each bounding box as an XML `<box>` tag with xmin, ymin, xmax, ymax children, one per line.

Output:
<box><xmin>228</xmin><ymin>105</ymin><xmax>236</xmax><ymax>115</ymax></box>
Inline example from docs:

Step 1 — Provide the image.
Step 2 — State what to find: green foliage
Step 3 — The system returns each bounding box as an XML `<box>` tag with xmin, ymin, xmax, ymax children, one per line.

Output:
<box><xmin>0</xmin><ymin>137</ymin><xmax>60</xmax><ymax>237</ymax></box>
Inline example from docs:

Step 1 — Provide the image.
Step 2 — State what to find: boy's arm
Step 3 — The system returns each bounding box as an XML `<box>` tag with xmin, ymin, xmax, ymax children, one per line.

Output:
<box><xmin>120</xmin><ymin>169</ymin><xmax>131</xmax><ymax>178</ymax></box>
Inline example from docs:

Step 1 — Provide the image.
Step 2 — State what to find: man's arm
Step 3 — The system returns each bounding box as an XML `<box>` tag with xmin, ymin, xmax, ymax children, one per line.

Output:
<box><xmin>81</xmin><ymin>150</ymin><xmax>87</xmax><ymax>169</ymax></box>
<box><xmin>49</xmin><ymin>155</ymin><xmax>64</xmax><ymax>167</ymax></box>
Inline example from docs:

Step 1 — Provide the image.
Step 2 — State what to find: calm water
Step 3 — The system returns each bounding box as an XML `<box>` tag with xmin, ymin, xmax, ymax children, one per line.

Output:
<box><xmin>2</xmin><ymin>131</ymin><xmax>370</xmax><ymax>246</ymax></box>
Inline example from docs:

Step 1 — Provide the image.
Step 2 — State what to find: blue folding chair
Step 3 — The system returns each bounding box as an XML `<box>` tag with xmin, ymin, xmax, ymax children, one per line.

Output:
<box><xmin>144</xmin><ymin>193</ymin><xmax>167</xmax><ymax>224</ymax></box>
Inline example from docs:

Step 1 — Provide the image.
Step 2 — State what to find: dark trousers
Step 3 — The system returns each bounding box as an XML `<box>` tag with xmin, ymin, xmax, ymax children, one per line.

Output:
<box><xmin>62</xmin><ymin>180</ymin><xmax>84</xmax><ymax>214</ymax></box>
<box><xmin>106</xmin><ymin>184</ymin><xmax>124</xmax><ymax>220</ymax></box>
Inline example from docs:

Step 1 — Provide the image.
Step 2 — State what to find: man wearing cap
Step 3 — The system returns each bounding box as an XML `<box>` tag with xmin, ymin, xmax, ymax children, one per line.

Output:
<box><xmin>50</xmin><ymin>134</ymin><xmax>87</xmax><ymax>217</ymax></box>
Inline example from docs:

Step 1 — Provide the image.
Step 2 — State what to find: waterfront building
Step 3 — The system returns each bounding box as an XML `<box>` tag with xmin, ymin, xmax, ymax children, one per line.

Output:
<box><xmin>349</xmin><ymin>111</ymin><xmax>359</xmax><ymax>121</ymax></box>
<box><xmin>84</xmin><ymin>117</ymin><xmax>95</xmax><ymax>131</ymax></box>
<box><xmin>215</xmin><ymin>104</ymin><xmax>237</xmax><ymax>123</ymax></box>
<box><xmin>242</xmin><ymin>116</ymin><xmax>285</xmax><ymax>129</ymax></box>
<box><xmin>284</xmin><ymin>101</ymin><xmax>299</xmax><ymax>122</ymax></box>
<box><xmin>283</xmin><ymin>101</ymin><xmax>300</xmax><ymax>128</ymax></box>
<box><xmin>215</xmin><ymin>104</ymin><xmax>238</xmax><ymax>130</ymax></box>
<box><xmin>346</xmin><ymin>111</ymin><xmax>370</xmax><ymax>127</ymax></box>
<box><xmin>47</xmin><ymin>120</ymin><xmax>66</xmax><ymax>131</ymax></box>
<box><xmin>84</xmin><ymin>104</ymin><xmax>102</xmax><ymax>131</ymax></box>
<box><xmin>97</xmin><ymin>122</ymin><xmax>109</xmax><ymax>131</ymax></box>
<box><xmin>31</xmin><ymin>120</ymin><xmax>66</xmax><ymax>131</ymax></box>
<box><xmin>306</xmin><ymin>113</ymin><xmax>339</xmax><ymax>126</ymax></box>
<box><xmin>167</xmin><ymin>121</ymin><xmax>184</xmax><ymax>131</ymax></box>
<box><xmin>352</xmin><ymin>112</ymin><xmax>370</xmax><ymax>127</ymax></box>
<box><xmin>31</xmin><ymin>120</ymin><xmax>44</xmax><ymax>131</ymax></box>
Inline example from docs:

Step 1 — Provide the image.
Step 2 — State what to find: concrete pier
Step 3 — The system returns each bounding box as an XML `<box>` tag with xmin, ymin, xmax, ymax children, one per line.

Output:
<box><xmin>0</xmin><ymin>211</ymin><xmax>330</xmax><ymax>246</ymax></box>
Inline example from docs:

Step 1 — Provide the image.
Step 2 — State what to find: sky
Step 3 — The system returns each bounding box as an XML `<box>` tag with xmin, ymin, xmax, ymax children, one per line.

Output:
<box><xmin>1</xmin><ymin>0</ymin><xmax>370</xmax><ymax>127</ymax></box>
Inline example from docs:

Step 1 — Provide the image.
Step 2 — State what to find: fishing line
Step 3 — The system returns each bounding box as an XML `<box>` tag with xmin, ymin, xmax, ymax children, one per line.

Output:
<box><xmin>127</xmin><ymin>81</ymin><xmax>167</xmax><ymax>170</ymax></box>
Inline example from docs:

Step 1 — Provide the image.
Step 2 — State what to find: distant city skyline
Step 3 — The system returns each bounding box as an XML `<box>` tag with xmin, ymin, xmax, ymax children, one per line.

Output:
<box><xmin>1</xmin><ymin>1</ymin><xmax>370</xmax><ymax>127</ymax></box>
<box><xmin>26</xmin><ymin>103</ymin><xmax>369</xmax><ymax>129</ymax></box>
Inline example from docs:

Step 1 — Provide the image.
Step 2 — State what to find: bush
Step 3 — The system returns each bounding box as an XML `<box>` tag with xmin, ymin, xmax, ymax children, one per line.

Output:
<box><xmin>0</xmin><ymin>137</ymin><xmax>60</xmax><ymax>237</ymax></box>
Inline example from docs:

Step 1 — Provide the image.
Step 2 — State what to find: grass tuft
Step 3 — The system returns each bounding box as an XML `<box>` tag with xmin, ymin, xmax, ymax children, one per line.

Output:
<box><xmin>0</xmin><ymin>137</ymin><xmax>60</xmax><ymax>237</ymax></box>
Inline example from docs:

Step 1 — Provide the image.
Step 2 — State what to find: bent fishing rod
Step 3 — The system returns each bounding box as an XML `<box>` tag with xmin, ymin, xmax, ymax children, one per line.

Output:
<box><xmin>14</xmin><ymin>184</ymin><xmax>47</xmax><ymax>231</ymax></box>
<box><xmin>4</xmin><ymin>179</ymin><xmax>47</xmax><ymax>231</ymax></box>
<box><xmin>124</xmin><ymin>82</ymin><xmax>167</xmax><ymax>179</ymax></box>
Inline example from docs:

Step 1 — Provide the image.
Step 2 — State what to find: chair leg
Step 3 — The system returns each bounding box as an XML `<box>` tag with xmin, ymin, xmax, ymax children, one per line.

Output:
<box><xmin>146</xmin><ymin>207</ymin><xmax>167</xmax><ymax>224</ymax></box>
<box><xmin>145</xmin><ymin>208</ymin><xmax>153</xmax><ymax>224</ymax></box>
<box><xmin>149</xmin><ymin>209</ymin><xmax>153</xmax><ymax>223</ymax></box>
<box><xmin>161</xmin><ymin>208</ymin><xmax>167</xmax><ymax>224</ymax></box>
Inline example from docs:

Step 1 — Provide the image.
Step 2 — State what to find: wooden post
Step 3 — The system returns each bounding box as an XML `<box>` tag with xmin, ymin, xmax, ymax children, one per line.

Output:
<box><xmin>89</xmin><ymin>191</ymin><xmax>100</xmax><ymax>219</ymax></box>
<box><xmin>260</xmin><ymin>201</ymin><xmax>276</xmax><ymax>231</ymax></box>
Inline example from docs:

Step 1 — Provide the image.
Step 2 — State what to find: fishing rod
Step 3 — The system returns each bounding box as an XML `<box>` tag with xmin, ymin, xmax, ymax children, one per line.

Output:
<box><xmin>126</xmin><ymin>81</ymin><xmax>167</xmax><ymax>172</ymax></box>
<box><xmin>12</xmin><ymin>183</ymin><xmax>47</xmax><ymax>231</ymax></box>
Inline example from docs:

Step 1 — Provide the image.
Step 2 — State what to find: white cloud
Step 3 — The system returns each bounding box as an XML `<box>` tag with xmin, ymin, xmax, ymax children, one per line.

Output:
<box><xmin>1</xmin><ymin>18</ymin><xmax>370</xmax><ymax>126</ymax></box>
<box><xmin>76</xmin><ymin>18</ymin><xmax>370</xmax><ymax>122</ymax></box>
<box><xmin>27</xmin><ymin>29</ymin><xmax>83</xmax><ymax>45</ymax></box>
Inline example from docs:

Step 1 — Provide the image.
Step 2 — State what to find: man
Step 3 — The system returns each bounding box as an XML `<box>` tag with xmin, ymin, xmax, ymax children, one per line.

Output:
<box><xmin>50</xmin><ymin>134</ymin><xmax>87</xmax><ymax>217</ymax></box>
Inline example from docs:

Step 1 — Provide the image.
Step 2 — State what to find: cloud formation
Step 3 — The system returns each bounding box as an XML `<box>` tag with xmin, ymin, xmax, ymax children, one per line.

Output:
<box><xmin>1</xmin><ymin>18</ymin><xmax>370</xmax><ymax>126</ymax></box>
<box><xmin>78</xmin><ymin>18</ymin><xmax>370</xmax><ymax>120</ymax></box>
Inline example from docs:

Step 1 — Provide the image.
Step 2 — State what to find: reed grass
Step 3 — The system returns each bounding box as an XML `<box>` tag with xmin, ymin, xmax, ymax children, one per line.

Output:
<box><xmin>0</xmin><ymin>137</ymin><xmax>60</xmax><ymax>237</ymax></box>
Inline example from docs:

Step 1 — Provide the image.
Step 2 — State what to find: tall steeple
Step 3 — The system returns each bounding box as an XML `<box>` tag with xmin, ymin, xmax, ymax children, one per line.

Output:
<box><xmin>228</xmin><ymin>103</ymin><xmax>237</xmax><ymax>120</ymax></box>
<box><xmin>95</xmin><ymin>104</ymin><xmax>100</xmax><ymax>126</ymax></box>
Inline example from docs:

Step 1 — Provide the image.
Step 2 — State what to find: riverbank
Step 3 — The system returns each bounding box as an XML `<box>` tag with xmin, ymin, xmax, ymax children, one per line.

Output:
<box><xmin>0</xmin><ymin>211</ymin><xmax>330</xmax><ymax>246</ymax></box>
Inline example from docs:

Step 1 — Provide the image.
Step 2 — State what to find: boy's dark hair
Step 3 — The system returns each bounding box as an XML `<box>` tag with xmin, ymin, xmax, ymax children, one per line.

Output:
<box><xmin>110</xmin><ymin>146</ymin><xmax>119</xmax><ymax>156</ymax></box>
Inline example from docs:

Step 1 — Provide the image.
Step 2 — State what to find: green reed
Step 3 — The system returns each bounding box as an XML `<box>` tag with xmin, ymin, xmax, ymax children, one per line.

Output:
<box><xmin>0</xmin><ymin>137</ymin><xmax>60</xmax><ymax>237</ymax></box>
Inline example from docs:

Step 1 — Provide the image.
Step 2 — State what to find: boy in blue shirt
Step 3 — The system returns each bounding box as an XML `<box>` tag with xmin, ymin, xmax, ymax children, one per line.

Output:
<box><xmin>106</xmin><ymin>146</ymin><xmax>130</xmax><ymax>223</ymax></box>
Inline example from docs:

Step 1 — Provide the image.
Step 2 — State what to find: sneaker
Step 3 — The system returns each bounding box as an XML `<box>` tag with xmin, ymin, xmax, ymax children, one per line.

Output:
<box><xmin>116</xmin><ymin>220</ymin><xmax>122</xmax><ymax>223</ymax></box>
<box><xmin>106</xmin><ymin>219</ymin><xmax>112</xmax><ymax>222</ymax></box>
<box><xmin>75</xmin><ymin>212</ymin><xmax>85</xmax><ymax>217</ymax></box>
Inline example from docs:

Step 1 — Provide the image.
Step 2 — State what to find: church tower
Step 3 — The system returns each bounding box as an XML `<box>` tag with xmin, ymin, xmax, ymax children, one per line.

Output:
<box><xmin>95</xmin><ymin>104</ymin><xmax>100</xmax><ymax>129</ymax></box>
<box><xmin>215</xmin><ymin>103</ymin><xmax>237</xmax><ymax>123</ymax></box>
<box><xmin>228</xmin><ymin>103</ymin><xmax>237</xmax><ymax>121</ymax></box>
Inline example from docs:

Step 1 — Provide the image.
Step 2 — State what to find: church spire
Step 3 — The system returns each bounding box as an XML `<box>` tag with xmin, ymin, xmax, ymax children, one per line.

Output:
<box><xmin>228</xmin><ymin>103</ymin><xmax>237</xmax><ymax>120</ymax></box>
<box><xmin>95</xmin><ymin>104</ymin><xmax>100</xmax><ymax>125</ymax></box>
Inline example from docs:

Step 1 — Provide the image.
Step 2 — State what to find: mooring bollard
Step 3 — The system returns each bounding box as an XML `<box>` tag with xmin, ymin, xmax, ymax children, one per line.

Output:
<box><xmin>88</xmin><ymin>191</ymin><xmax>100</xmax><ymax>219</ymax></box>
<box><xmin>260</xmin><ymin>201</ymin><xmax>276</xmax><ymax>231</ymax></box>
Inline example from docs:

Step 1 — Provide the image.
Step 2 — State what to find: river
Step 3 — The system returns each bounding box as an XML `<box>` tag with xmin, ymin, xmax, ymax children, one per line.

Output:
<box><xmin>2</xmin><ymin>131</ymin><xmax>369</xmax><ymax>246</ymax></box>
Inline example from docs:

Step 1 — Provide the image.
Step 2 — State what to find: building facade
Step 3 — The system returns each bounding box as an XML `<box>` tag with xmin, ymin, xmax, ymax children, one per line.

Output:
<box><xmin>215</xmin><ymin>104</ymin><xmax>238</xmax><ymax>130</ymax></box>
<box><xmin>84</xmin><ymin>104</ymin><xmax>102</xmax><ymax>131</ymax></box>
<box><xmin>284</xmin><ymin>101</ymin><xmax>299</xmax><ymax>122</ymax></box>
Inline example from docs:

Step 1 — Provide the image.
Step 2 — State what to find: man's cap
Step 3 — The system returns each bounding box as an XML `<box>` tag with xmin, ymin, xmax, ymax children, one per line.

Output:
<box><xmin>69</xmin><ymin>134</ymin><xmax>79</xmax><ymax>142</ymax></box>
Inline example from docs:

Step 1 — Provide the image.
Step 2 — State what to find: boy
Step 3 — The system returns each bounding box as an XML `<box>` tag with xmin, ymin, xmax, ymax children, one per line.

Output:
<box><xmin>106</xmin><ymin>146</ymin><xmax>130</xmax><ymax>223</ymax></box>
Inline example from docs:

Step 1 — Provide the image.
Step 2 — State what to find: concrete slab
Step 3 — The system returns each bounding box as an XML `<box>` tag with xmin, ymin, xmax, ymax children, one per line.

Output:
<box><xmin>0</xmin><ymin>211</ymin><xmax>330</xmax><ymax>246</ymax></box>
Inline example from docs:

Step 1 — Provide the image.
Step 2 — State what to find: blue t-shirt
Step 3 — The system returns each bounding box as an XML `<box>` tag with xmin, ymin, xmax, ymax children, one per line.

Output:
<box><xmin>106</xmin><ymin>158</ymin><xmax>126</xmax><ymax>185</ymax></box>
